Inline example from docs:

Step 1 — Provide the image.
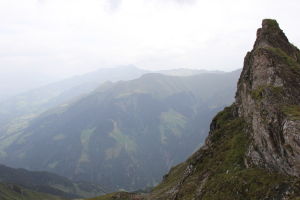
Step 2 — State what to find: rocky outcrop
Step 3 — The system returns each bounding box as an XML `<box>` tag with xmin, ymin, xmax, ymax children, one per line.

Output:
<box><xmin>235</xmin><ymin>19</ymin><xmax>300</xmax><ymax>177</ymax></box>
<box><xmin>143</xmin><ymin>19</ymin><xmax>300</xmax><ymax>200</ymax></box>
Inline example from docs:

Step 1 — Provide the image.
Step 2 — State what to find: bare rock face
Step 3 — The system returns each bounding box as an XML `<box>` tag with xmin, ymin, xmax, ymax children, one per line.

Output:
<box><xmin>235</xmin><ymin>19</ymin><xmax>300</xmax><ymax>176</ymax></box>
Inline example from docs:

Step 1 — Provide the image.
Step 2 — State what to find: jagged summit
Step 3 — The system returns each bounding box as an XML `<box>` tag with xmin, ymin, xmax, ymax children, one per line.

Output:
<box><xmin>236</xmin><ymin>19</ymin><xmax>300</xmax><ymax>177</ymax></box>
<box><xmin>237</xmin><ymin>19</ymin><xmax>300</xmax><ymax>118</ymax></box>
<box><xmin>253</xmin><ymin>19</ymin><xmax>299</xmax><ymax>60</ymax></box>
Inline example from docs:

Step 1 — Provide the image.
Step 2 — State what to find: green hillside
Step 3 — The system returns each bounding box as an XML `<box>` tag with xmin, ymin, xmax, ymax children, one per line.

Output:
<box><xmin>0</xmin><ymin>164</ymin><xmax>114</xmax><ymax>199</ymax></box>
<box><xmin>149</xmin><ymin>105</ymin><xmax>300</xmax><ymax>199</ymax></box>
<box><xmin>0</xmin><ymin>70</ymin><xmax>240</xmax><ymax>191</ymax></box>
<box><xmin>0</xmin><ymin>182</ymin><xmax>70</xmax><ymax>200</ymax></box>
<box><xmin>84</xmin><ymin>106</ymin><xmax>300</xmax><ymax>199</ymax></box>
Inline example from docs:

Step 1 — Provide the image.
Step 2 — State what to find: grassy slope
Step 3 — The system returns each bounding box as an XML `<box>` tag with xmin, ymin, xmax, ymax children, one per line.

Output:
<box><xmin>150</xmin><ymin>105</ymin><xmax>300</xmax><ymax>199</ymax></box>
<box><xmin>0</xmin><ymin>182</ymin><xmax>70</xmax><ymax>200</ymax></box>
<box><xmin>0</xmin><ymin>164</ymin><xmax>112</xmax><ymax>199</ymax></box>
<box><xmin>83</xmin><ymin>191</ymin><xmax>145</xmax><ymax>200</ymax></box>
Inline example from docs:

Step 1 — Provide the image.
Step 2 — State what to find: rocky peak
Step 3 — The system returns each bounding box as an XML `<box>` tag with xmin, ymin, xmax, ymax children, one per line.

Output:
<box><xmin>253</xmin><ymin>19</ymin><xmax>298</xmax><ymax>60</ymax></box>
<box><xmin>144</xmin><ymin>19</ymin><xmax>300</xmax><ymax>199</ymax></box>
<box><xmin>235</xmin><ymin>19</ymin><xmax>300</xmax><ymax>177</ymax></box>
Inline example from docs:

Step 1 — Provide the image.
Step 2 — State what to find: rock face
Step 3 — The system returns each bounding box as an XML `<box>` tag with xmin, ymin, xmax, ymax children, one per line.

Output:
<box><xmin>236</xmin><ymin>19</ymin><xmax>300</xmax><ymax>176</ymax></box>
<box><xmin>143</xmin><ymin>19</ymin><xmax>300</xmax><ymax>200</ymax></box>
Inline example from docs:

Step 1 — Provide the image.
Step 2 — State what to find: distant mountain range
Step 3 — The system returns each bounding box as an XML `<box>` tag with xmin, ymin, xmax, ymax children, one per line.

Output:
<box><xmin>0</xmin><ymin>69</ymin><xmax>241</xmax><ymax>191</ymax></box>
<box><xmin>0</xmin><ymin>70</ymin><xmax>61</xmax><ymax>102</ymax></box>
<box><xmin>0</xmin><ymin>66</ymin><xmax>224</xmax><ymax>128</ymax></box>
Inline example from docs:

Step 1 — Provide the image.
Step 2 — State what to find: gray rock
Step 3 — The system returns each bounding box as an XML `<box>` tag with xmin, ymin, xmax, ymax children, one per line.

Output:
<box><xmin>236</xmin><ymin>19</ymin><xmax>300</xmax><ymax>177</ymax></box>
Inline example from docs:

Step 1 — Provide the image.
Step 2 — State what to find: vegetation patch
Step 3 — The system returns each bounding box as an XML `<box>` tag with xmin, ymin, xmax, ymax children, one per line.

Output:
<box><xmin>18</xmin><ymin>152</ymin><xmax>26</xmax><ymax>159</ymax></box>
<box><xmin>81</xmin><ymin>128</ymin><xmax>96</xmax><ymax>142</ymax></box>
<box><xmin>0</xmin><ymin>131</ymin><xmax>23</xmax><ymax>151</ymax></box>
<box><xmin>85</xmin><ymin>192</ymin><xmax>117</xmax><ymax>200</ymax></box>
<box><xmin>4</xmin><ymin>114</ymin><xmax>33</xmax><ymax>135</ymax></box>
<box><xmin>79</xmin><ymin>128</ymin><xmax>96</xmax><ymax>162</ymax></box>
<box><xmin>159</xmin><ymin>109</ymin><xmax>187</xmax><ymax>143</ymax></box>
<box><xmin>150</xmin><ymin>105</ymin><xmax>300</xmax><ymax>199</ymax></box>
<box><xmin>270</xmin><ymin>86</ymin><xmax>283</xmax><ymax>94</ymax></box>
<box><xmin>274</xmin><ymin>47</ymin><xmax>299</xmax><ymax>64</ymax></box>
<box><xmin>108</xmin><ymin>120</ymin><xmax>137</xmax><ymax>154</ymax></box>
<box><xmin>251</xmin><ymin>85</ymin><xmax>283</xmax><ymax>102</ymax></box>
<box><xmin>74</xmin><ymin>182</ymin><xmax>108</xmax><ymax>199</ymax></box>
<box><xmin>16</xmin><ymin>137</ymin><xmax>26</xmax><ymax>144</ymax></box>
<box><xmin>0</xmin><ymin>164</ymin><xmax>110</xmax><ymax>199</ymax></box>
<box><xmin>268</xmin><ymin>47</ymin><xmax>300</xmax><ymax>76</ymax></box>
<box><xmin>79</xmin><ymin>152</ymin><xmax>90</xmax><ymax>163</ymax></box>
<box><xmin>105</xmin><ymin>144</ymin><xmax>123</xmax><ymax>160</ymax></box>
<box><xmin>53</xmin><ymin>134</ymin><xmax>66</xmax><ymax>140</ymax></box>
<box><xmin>211</xmin><ymin>106</ymin><xmax>236</xmax><ymax>129</ymax></box>
<box><xmin>0</xmin><ymin>150</ymin><xmax>7</xmax><ymax>157</ymax></box>
<box><xmin>84</xmin><ymin>191</ymin><xmax>142</xmax><ymax>200</ymax></box>
<box><xmin>281</xmin><ymin>105</ymin><xmax>300</xmax><ymax>120</ymax></box>
<box><xmin>15</xmin><ymin>131</ymin><xmax>34</xmax><ymax>145</ymax></box>
<box><xmin>0</xmin><ymin>182</ymin><xmax>70</xmax><ymax>200</ymax></box>
<box><xmin>6</xmin><ymin>122</ymin><xmax>28</xmax><ymax>135</ymax></box>
<box><xmin>251</xmin><ymin>86</ymin><xmax>265</xmax><ymax>101</ymax></box>
<box><xmin>48</xmin><ymin>161</ymin><xmax>59</xmax><ymax>169</ymax></box>
<box><xmin>160</xmin><ymin>109</ymin><xmax>186</xmax><ymax>130</ymax></box>
<box><xmin>264</xmin><ymin>19</ymin><xmax>279</xmax><ymax>34</ymax></box>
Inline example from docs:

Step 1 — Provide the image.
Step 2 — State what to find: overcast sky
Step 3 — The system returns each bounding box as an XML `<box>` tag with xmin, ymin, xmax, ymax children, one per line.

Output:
<box><xmin>1</xmin><ymin>0</ymin><xmax>299</xmax><ymax>78</ymax></box>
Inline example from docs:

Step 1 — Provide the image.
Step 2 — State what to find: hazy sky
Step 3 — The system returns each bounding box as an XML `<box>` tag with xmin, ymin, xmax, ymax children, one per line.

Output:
<box><xmin>1</xmin><ymin>0</ymin><xmax>299</xmax><ymax>78</ymax></box>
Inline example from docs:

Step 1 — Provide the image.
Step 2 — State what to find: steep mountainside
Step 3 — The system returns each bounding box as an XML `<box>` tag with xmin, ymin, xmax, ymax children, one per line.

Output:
<box><xmin>0</xmin><ymin>70</ymin><xmax>240</xmax><ymax>191</ymax></box>
<box><xmin>0</xmin><ymin>164</ymin><xmax>113</xmax><ymax>199</ymax></box>
<box><xmin>143</xmin><ymin>19</ymin><xmax>300</xmax><ymax>199</ymax></box>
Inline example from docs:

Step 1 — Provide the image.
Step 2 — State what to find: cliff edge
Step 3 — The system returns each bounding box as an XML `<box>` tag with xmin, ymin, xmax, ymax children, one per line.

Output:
<box><xmin>147</xmin><ymin>19</ymin><xmax>300</xmax><ymax>200</ymax></box>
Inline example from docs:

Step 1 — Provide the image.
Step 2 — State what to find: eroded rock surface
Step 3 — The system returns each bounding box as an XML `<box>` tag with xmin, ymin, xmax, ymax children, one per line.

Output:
<box><xmin>236</xmin><ymin>19</ymin><xmax>300</xmax><ymax>177</ymax></box>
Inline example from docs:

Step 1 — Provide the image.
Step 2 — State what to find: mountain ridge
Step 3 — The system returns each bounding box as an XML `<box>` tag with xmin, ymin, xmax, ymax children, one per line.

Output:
<box><xmin>0</xmin><ymin>67</ymin><xmax>228</xmax><ymax>140</ymax></box>
<box><xmin>0</xmin><ymin>70</ymin><xmax>240</xmax><ymax>191</ymax></box>
<box><xmin>88</xmin><ymin>19</ymin><xmax>300</xmax><ymax>200</ymax></box>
